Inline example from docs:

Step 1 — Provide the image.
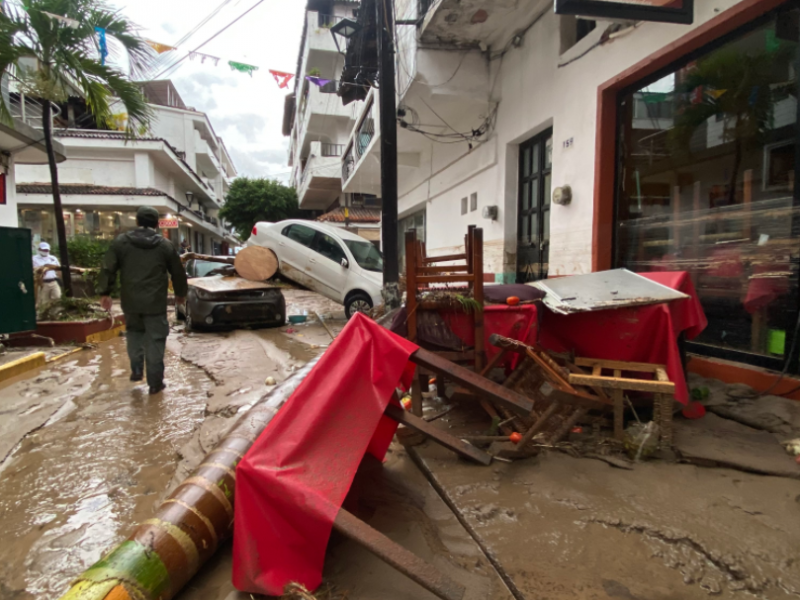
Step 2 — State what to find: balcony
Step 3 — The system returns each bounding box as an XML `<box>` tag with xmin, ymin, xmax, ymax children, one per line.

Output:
<box><xmin>342</xmin><ymin>92</ymin><xmax>382</xmax><ymax>196</ymax></box>
<box><xmin>306</xmin><ymin>11</ymin><xmax>341</xmax><ymax>54</ymax></box>
<box><xmin>297</xmin><ymin>141</ymin><xmax>346</xmax><ymax>210</ymax></box>
<box><xmin>195</xmin><ymin>135</ymin><xmax>222</xmax><ymax>176</ymax></box>
<box><xmin>419</xmin><ymin>0</ymin><xmax>543</xmax><ymax>50</ymax></box>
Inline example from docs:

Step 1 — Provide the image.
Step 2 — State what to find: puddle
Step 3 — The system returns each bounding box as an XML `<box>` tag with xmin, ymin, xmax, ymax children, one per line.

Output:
<box><xmin>0</xmin><ymin>338</ymin><xmax>211</xmax><ymax>600</ymax></box>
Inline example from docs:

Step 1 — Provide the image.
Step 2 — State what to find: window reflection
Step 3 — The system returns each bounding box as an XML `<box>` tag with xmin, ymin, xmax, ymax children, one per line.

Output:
<box><xmin>616</xmin><ymin>16</ymin><xmax>799</xmax><ymax>358</ymax></box>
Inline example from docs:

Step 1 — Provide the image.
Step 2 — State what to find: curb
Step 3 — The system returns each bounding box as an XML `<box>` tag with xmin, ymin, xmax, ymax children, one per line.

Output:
<box><xmin>0</xmin><ymin>352</ymin><xmax>47</xmax><ymax>384</ymax></box>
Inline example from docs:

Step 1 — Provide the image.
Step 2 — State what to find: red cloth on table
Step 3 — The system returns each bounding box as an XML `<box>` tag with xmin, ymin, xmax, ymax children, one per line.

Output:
<box><xmin>232</xmin><ymin>314</ymin><xmax>419</xmax><ymax>595</ymax></box>
<box><xmin>539</xmin><ymin>272</ymin><xmax>707</xmax><ymax>405</ymax></box>
<box><xmin>439</xmin><ymin>304</ymin><xmax>538</xmax><ymax>366</ymax></box>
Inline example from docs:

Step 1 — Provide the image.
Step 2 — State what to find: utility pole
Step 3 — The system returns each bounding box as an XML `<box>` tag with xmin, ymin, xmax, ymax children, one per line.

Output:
<box><xmin>377</xmin><ymin>0</ymin><xmax>400</xmax><ymax>308</ymax></box>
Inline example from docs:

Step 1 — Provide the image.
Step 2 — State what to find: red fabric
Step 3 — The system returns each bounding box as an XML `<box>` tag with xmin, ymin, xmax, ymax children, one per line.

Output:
<box><xmin>439</xmin><ymin>304</ymin><xmax>539</xmax><ymax>366</ymax></box>
<box><xmin>743</xmin><ymin>263</ymin><xmax>791</xmax><ymax>314</ymax></box>
<box><xmin>539</xmin><ymin>272</ymin><xmax>707</xmax><ymax>405</ymax></box>
<box><xmin>232</xmin><ymin>314</ymin><xmax>419</xmax><ymax>595</ymax></box>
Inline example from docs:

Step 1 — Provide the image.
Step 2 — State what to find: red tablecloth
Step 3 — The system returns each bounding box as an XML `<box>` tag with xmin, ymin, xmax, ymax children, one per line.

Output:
<box><xmin>232</xmin><ymin>314</ymin><xmax>419</xmax><ymax>595</ymax></box>
<box><xmin>539</xmin><ymin>271</ymin><xmax>706</xmax><ymax>405</ymax></box>
<box><xmin>441</xmin><ymin>304</ymin><xmax>539</xmax><ymax>366</ymax></box>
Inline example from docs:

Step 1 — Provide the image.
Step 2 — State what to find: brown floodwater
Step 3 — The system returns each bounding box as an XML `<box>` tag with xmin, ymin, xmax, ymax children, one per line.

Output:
<box><xmin>0</xmin><ymin>338</ymin><xmax>212</xmax><ymax>600</ymax></box>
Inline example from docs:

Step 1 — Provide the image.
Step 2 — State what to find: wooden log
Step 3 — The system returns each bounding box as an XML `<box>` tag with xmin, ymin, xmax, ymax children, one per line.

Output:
<box><xmin>180</xmin><ymin>252</ymin><xmax>236</xmax><ymax>265</ymax></box>
<box><xmin>233</xmin><ymin>246</ymin><xmax>279</xmax><ymax>281</ymax></box>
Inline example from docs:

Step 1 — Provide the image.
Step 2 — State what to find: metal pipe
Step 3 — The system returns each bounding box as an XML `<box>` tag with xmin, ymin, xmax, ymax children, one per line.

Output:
<box><xmin>59</xmin><ymin>355</ymin><xmax>322</xmax><ymax>600</ymax></box>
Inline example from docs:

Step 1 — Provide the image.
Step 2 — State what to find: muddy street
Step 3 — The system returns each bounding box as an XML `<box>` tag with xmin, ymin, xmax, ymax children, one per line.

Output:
<box><xmin>0</xmin><ymin>291</ymin><xmax>342</xmax><ymax>600</ymax></box>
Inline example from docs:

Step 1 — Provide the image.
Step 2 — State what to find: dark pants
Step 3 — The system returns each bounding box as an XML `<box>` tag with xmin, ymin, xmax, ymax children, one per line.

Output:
<box><xmin>125</xmin><ymin>313</ymin><xmax>169</xmax><ymax>388</ymax></box>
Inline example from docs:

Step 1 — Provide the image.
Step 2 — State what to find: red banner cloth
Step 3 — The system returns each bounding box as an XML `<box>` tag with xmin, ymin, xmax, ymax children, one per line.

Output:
<box><xmin>232</xmin><ymin>314</ymin><xmax>419</xmax><ymax>595</ymax></box>
<box><xmin>440</xmin><ymin>304</ymin><xmax>539</xmax><ymax>366</ymax></box>
<box><xmin>539</xmin><ymin>272</ymin><xmax>707</xmax><ymax>405</ymax></box>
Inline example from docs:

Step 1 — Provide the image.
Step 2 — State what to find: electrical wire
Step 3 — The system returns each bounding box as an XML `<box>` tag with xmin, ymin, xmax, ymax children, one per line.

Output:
<box><xmin>151</xmin><ymin>0</ymin><xmax>266</xmax><ymax>81</ymax></box>
<box><xmin>148</xmin><ymin>0</ymin><xmax>237</xmax><ymax>78</ymax></box>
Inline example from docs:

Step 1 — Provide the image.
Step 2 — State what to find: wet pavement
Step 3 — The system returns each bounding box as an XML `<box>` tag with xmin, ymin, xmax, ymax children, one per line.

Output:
<box><xmin>0</xmin><ymin>338</ymin><xmax>212</xmax><ymax>600</ymax></box>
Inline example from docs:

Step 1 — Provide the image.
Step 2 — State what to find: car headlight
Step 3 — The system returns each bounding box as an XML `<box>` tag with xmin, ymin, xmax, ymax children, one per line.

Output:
<box><xmin>193</xmin><ymin>288</ymin><xmax>216</xmax><ymax>301</ymax></box>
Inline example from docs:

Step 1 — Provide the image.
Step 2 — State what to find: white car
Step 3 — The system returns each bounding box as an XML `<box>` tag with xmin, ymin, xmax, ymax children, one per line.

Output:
<box><xmin>248</xmin><ymin>219</ymin><xmax>383</xmax><ymax>318</ymax></box>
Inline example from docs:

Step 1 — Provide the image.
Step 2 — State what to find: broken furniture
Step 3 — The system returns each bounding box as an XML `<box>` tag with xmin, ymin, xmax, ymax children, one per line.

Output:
<box><xmin>537</xmin><ymin>270</ymin><xmax>707</xmax><ymax>407</ymax></box>
<box><xmin>567</xmin><ymin>357</ymin><xmax>676</xmax><ymax>448</ymax></box>
<box><xmin>484</xmin><ymin>334</ymin><xmax>611</xmax><ymax>457</ymax></box>
<box><xmin>405</xmin><ymin>225</ymin><xmax>485</xmax><ymax>369</ymax></box>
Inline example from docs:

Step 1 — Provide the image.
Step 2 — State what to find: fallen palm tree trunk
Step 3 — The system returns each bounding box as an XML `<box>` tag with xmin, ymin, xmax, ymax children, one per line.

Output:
<box><xmin>179</xmin><ymin>252</ymin><xmax>236</xmax><ymax>265</ymax></box>
<box><xmin>59</xmin><ymin>355</ymin><xmax>322</xmax><ymax>600</ymax></box>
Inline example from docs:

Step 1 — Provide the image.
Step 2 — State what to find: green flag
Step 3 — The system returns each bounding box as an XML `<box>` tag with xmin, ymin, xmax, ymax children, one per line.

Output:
<box><xmin>228</xmin><ymin>61</ymin><xmax>259</xmax><ymax>77</ymax></box>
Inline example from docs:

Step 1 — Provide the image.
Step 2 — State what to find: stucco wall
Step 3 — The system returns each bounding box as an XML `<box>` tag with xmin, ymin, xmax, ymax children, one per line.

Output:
<box><xmin>0</xmin><ymin>155</ymin><xmax>17</xmax><ymax>228</ymax></box>
<box><xmin>394</xmin><ymin>0</ymin><xmax>744</xmax><ymax>279</ymax></box>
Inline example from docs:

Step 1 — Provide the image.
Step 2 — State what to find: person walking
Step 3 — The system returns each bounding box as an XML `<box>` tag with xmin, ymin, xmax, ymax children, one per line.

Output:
<box><xmin>32</xmin><ymin>241</ymin><xmax>62</xmax><ymax>308</ymax></box>
<box><xmin>98</xmin><ymin>206</ymin><xmax>188</xmax><ymax>394</ymax></box>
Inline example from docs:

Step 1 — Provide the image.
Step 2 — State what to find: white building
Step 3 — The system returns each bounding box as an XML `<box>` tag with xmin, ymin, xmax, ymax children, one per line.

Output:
<box><xmin>15</xmin><ymin>80</ymin><xmax>239</xmax><ymax>254</ymax></box>
<box><xmin>284</xmin><ymin>0</ymin><xmax>383</xmax><ymax>242</ymax></box>
<box><xmin>0</xmin><ymin>77</ymin><xmax>66</xmax><ymax>229</ymax></box>
<box><xmin>331</xmin><ymin>0</ymin><xmax>800</xmax><ymax>379</ymax></box>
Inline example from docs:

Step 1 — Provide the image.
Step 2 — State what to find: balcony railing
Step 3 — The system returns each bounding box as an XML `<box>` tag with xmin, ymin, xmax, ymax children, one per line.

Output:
<box><xmin>342</xmin><ymin>144</ymin><xmax>355</xmax><ymax>183</ymax></box>
<box><xmin>321</xmin><ymin>143</ymin><xmax>344</xmax><ymax>157</ymax></box>
<box><xmin>355</xmin><ymin>102</ymin><xmax>375</xmax><ymax>160</ymax></box>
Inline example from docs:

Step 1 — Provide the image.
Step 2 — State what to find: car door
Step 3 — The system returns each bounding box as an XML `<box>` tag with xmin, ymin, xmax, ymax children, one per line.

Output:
<box><xmin>308</xmin><ymin>230</ymin><xmax>349</xmax><ymax>302</ymax></box>
<box><xmin>276</xmin><ymin>223</ymin><xmax>318</xmax><ymax>288</ymax></box>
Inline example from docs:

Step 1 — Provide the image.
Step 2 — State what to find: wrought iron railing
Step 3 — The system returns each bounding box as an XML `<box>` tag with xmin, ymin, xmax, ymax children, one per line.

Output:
<box><xmin>342</xmin><ymin>144</ymin><xmax>355</xmax><ymax>183</ymax></box>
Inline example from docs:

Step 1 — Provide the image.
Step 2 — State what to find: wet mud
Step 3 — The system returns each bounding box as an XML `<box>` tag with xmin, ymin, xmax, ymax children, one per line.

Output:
<box><xmin>412</xmin><ymin>426</ymin><xmax>800</xmax><ymax>599</ymax></box>
<box><xmin>0</xmin><ymin>338</ymin><xmax>212</xmax><ymax>600</ymax></box>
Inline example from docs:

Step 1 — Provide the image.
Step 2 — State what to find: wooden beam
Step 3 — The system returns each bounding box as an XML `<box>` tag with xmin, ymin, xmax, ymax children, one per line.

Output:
<box><xmin>417</xmin><ymin>274</ymin><xmax>475</xmax><ymax>284</ymax></box>
<box><xmin>410</xmin><ymin>348</ymin><xmax>534</xmax><ymax>414</ymax></box>
<box><xmin>423</xmin><ymin>253</ymin><xmax>466</xmax><ymax>264</ymax></box>
<box><xmin>574</xmin><ymin>357</ymin><xmax>665</xmax><ymax>373</ymax></box>
<box><xmin>418</xmin><ymin>265</ymin><xmax>470</xmax><ymax>274</ymax></box>
<box><xmin>385</xmin><ymin>404</ymin><xmax>492</xmax><ymax>466</ymax></box>
<box><xmin>333</xmin><ymin>508</ymin><xmax>465</xmax><ymax>600</ymax></box>
<box><xmin>568</xmin><ymin>373</ymin><xmax>675</xmax><ymax>394</ymax></box>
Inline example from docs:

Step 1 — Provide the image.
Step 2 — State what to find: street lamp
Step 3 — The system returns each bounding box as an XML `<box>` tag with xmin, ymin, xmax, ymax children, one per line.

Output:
<box><xmin>329</xmin><ymin>18</ymin><xmax>361</xmax><ymax>54</ymax></box>
<box><xmin>185</xmin><ymin>191</ymin><xmax>194</xmax><ymax>211</ymax></box>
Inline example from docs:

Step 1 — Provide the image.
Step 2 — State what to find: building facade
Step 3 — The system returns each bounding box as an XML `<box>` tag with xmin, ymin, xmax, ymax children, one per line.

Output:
<box><xmin>284</xmin><ymin>0</ymin><xmax>387</xmax><ymax>224</ymax></box>
<box><xmin>332</xmin><ymin>0</ymin><xmax>800</xmax><ymax>374</ymax></box>
<box><xmin>15</xmin><ymin>80</ymin><xmax>239</xmax><ymax>255</ymax></box>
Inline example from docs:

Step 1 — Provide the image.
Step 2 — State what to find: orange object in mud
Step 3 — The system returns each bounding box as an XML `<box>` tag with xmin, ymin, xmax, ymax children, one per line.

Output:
<box><xmin>401</xmin><ymin>397</ymin><xmax>412</xmax><ymax>410</ymax></box>
<box><xmin>506</xmin><ymin>296</ymin><xmax>520</xmax><ymax>306</ymax></box>
<box><xmin>509</xmin><ymin>432</ymin><xmax>522</xmax><ymax>444</ymax></box>
<box><xmin>428</xmin><ymin>377</ymin><xmax>436</xmax><ymax>385</ymax></box>
<box><xmin>571</xmin><ymin>426</ymin><xmax>583</xmax><ymax>434</ymax></box>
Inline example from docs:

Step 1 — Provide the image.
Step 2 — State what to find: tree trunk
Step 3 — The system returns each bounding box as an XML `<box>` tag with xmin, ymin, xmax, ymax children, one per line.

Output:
<box><xmin>42</xmin><ymin>100</ymin><xmax>72</xmax><ymax>296</ymax></box>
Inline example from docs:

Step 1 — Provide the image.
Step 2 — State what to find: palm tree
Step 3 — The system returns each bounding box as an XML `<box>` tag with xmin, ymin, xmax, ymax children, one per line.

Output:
<box><xmin>0</xmin><ymin>0</ymin><xmax>153</xmax><ymax>296</ymax></box>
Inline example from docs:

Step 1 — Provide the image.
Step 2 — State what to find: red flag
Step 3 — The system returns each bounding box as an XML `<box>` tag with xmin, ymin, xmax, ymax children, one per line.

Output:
<box><xmin>269</xmin><ymin>70</ymin><xmax>294</xmax><ymax>89</ymax></box>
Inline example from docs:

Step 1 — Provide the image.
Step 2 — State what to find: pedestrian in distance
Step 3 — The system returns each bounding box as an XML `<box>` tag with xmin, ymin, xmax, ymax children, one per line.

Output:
<box><xmin>98</xmin><ymin>206</ymin><xmax>188</xmax><ymax>395</ymax></box>
<box><xmin>32</xmin><ymin>241</ymin><xmax>61</xmax><ymax>308</ymax></box>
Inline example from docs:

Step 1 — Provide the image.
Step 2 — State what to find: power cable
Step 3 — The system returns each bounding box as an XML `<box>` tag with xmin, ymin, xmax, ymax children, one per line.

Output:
<box><xmin>151</xmin><ymin>0</ymin><xmax>266</xmax><ymax>81</ymax></box>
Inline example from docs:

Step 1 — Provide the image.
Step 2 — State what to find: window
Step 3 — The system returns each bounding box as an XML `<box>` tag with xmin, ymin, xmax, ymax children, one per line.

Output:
<box><xmin>282</xmin><ymin>224</ymin><xmax>316</xmax><ymax>247</ymax></box>
<box><xmin>615</xmin><ymin>12</ymin><xmax>800</xmax><ymax>366</ymax></box>
<box><xmin>312</xmin><ymin>233</ymin><xmax>347</xmax><ymax>264</ymax></box>
<box><xmin>461</xmin><ymin>197</ymin><xmax>468</xmax><ymax>215</ymax></box>
<box><xmin>470</xmin><ymin>192</ymin><xmax>478</xmax><ymax>212</ymax></box>
<box><xmin>576</xmin><ymin>18</ymin><xmax>596</xmax><ymax>43</ymax></box>
<box><xmin>344</xmin><ymin>240</ymin><xmax>383</xmax><ymax>272</ymax></box>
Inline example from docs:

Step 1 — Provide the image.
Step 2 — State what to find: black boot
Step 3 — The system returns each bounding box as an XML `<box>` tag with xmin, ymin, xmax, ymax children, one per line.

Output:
<box><xmin>130</xmin><ymin>370</ymin><xmax>143</xmax><ymax>382</ymax></box>
<box><xmin>149</xmin><ymin>382</ymin><xmax>166</xmax><ymax>395</ymax></box>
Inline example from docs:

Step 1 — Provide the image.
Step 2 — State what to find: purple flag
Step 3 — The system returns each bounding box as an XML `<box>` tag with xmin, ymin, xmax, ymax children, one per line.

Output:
<box><xmin>306</xmin><ymin>76</ymin><xmax>332</xmax><ymax>88</ymax></box>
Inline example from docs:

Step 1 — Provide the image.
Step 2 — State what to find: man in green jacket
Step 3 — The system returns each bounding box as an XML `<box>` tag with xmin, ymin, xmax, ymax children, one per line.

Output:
<box><xmin>98</xmin><ymin>206</ymin><xmax>188</xmax><ymax>394</ymax></box>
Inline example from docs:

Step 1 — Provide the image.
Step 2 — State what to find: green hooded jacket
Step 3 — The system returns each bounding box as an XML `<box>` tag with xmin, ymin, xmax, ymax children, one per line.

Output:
<box><xmin>98</xmin><ymin>227</ymin><xmax>189</xmax><ymax>315</ymax></box>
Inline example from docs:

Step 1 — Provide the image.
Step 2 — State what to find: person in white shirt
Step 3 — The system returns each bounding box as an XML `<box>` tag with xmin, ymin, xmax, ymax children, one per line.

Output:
<box><xmin>32</xmin><ymin>242</ymin><xmax>62</xmax><ymax>307</ymax></box>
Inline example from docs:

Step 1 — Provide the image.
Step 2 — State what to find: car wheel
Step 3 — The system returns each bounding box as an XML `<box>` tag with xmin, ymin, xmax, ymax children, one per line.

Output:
<box><xmin>345</xmin><ymin>292</ymin><xmax>373</xmax><ymax>319</ymax></box>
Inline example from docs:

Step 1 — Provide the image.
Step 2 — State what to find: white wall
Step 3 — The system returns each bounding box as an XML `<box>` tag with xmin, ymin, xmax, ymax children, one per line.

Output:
<box><xmin>390</xmin><ymin>0</ymin><xmax>743</xmax><ymax>280</ymax></box>
<box><xmin>18</xmin><ymin>157</ymin><xmax>137</xmax><ymax>187</ymax></box>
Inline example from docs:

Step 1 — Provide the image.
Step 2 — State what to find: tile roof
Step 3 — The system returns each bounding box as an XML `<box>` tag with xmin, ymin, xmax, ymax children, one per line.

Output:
<box><xmin>316</xmin><ymin>206</ymin><xmax>381</xmax><ymax>224</ymax></box>
<box><xmin>18</xmin><ymin>183</ymin><xmax>169</xmax><ymax>197</ymax></box>
<box><xmin>53</xmin><ymin>130</ymin><xmax>161</xmax><ymax>142</ymax></box>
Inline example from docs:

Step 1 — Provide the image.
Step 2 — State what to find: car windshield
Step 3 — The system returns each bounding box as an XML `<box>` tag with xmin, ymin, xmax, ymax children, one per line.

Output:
<box><xmin>195</xmin><ymin>261</ymin><xmax>230</xmax><ymax>277</ymax></box>
<box><xmin>344</xmin><ymin>241</ymin><xmax>383</xmax><ymax>273</ymax></box>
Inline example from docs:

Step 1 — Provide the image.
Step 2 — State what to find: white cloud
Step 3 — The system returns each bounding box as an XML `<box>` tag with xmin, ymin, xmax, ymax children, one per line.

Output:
<box><xmin>109</xmin><ymin>0</ymin><xmax>305</xmax><ymax>181</ymax></box>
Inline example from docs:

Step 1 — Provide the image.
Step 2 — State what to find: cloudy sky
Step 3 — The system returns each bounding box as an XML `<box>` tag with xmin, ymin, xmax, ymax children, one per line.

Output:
<box><xmin>108</xmin><ymin>0</ymin><xmax>307</xmax><ymax>182</ymax></box>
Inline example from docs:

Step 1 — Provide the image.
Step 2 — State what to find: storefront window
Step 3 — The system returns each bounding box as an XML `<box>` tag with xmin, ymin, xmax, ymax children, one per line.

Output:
<box><xmin>18</xmin><ymin>208</ymin><xmax>139</xmax><ymax>245</ymax></box>
<box><xmin>615</xmin><ymin>13</ymin><xmax>799</xmax><ymax>363</ymax></box>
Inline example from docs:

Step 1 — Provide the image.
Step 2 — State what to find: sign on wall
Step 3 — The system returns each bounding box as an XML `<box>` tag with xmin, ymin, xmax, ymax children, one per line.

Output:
<box><xmin>554</xmin><ymin>0</ymin><xmax>694</xmax><ymax>25</ymax></box>
<box><xmin>159</xmin><ymin>218</ymin><xmax>179</xmax><ymax>229</ymax></box>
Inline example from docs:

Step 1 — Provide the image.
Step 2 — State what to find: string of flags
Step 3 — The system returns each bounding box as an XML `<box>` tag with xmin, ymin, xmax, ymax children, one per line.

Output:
<box><xmin>36</xmin><ymin>11</ymin><xmax>290</xmax><ymax>87</ymax></box>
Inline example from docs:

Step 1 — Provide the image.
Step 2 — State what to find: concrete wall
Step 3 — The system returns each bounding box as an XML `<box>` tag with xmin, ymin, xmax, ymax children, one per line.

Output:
<box><xmin>18</xmin><ymin>157</ymin><xmax>138</xmax><ymax>188</ymax></box>
<box><xmin>389</xmin><ymin>0</ymin><xmax>743</xmax><ymax>280</ymax></box>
